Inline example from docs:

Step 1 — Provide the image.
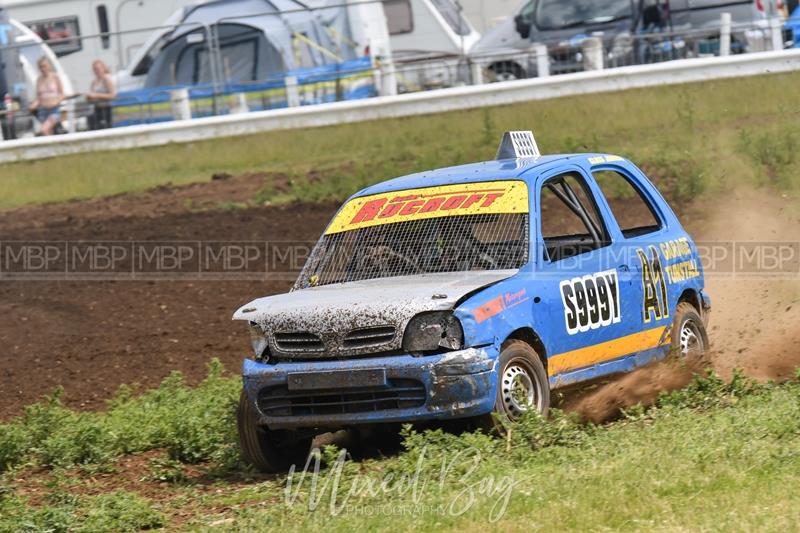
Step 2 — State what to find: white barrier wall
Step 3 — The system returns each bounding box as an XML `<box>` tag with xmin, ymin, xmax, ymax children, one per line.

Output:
<box><xmin>1</xmin><ymin>49</ymin><xmax>799</xmax><ymax>164</ymax></box>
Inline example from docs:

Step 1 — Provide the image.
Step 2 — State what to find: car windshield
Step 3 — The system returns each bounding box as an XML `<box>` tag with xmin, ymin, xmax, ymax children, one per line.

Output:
<box><xmin>295</xmin><ymin>181</ymin><xmax>529</xmax><ymax>289</ymax></box>
<box><xmin>535</xmin><ymin>0</ymin><xmax>632</xmax><ymax>31</ymax></box>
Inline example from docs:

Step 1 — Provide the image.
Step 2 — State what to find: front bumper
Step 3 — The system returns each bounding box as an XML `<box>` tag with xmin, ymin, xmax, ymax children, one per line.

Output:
<box><xmin>242</xmin><ymin>347</ymin><xmax>499</xmax><ymax>430</ymax></box>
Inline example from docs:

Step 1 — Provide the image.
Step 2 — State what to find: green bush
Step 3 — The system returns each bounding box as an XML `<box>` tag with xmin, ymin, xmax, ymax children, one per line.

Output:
<box><xmin>0</xmin><ymin>360</ymin><xmax>240</xmax><ymax>473</ymax></box>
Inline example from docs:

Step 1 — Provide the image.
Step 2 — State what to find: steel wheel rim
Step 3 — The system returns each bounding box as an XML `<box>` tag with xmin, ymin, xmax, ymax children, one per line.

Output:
<box><xmin>501</xmin><ymin>362</ymin><xmax>537</xmax><ymax>418</ymax></box>
<box><xmin>679</xmin><ymin>318</ymin><xmax>704</xmax><ymax>356</ymax></box>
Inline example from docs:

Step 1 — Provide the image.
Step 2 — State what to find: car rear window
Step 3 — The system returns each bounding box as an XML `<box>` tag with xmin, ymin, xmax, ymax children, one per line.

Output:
<box><xmin>295</xmin><ymin>181</ymin><xmax>529</xmax><ymax>288</ymax></box>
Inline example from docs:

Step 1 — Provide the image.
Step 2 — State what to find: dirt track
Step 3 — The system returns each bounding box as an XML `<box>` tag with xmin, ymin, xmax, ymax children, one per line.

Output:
<box><xmin>1</xmin><ymin>174</ymin><xmax>798</xmax><ymax>420</ymax></box>
<box><xmin>0</xmin><ymin>174</ymin><xmax>337</xmax><ymax>418</ymax></box>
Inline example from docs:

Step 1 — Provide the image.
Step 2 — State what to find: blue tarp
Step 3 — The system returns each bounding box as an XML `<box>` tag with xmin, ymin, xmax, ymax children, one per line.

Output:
<box><xmin>787</xmin><ymin>6</ymin><xmax>800</xmax><ymax>47</ymax></box>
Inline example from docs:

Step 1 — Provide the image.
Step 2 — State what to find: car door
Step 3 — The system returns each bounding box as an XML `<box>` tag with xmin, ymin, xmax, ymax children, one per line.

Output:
<box><xmin>532</xmin><ymin>166</ymin><xmax>641</xmax><ymax>386</ymax></box>
<box><xmin>589</xmin><ymin>161</ymin><xmax>676</xmax><ymax>368</ymax></box>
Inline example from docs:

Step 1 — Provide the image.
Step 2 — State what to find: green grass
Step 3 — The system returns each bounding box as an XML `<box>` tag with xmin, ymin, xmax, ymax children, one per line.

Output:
<box><xmin>1</xmin><ymin>363</ymin><xmax>799</xmax><ymax>531</ymax></box>
<box><xmin>2</xmin><ymin>71</ymin><xmax>800</xmax><ymax>209</ymax></box>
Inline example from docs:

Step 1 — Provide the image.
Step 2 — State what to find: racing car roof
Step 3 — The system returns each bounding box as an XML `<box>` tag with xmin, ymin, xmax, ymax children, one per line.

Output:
<box><xmin>356</xmin><ymin>153</ymin><xmax>609</xmax><ymax>198</ymax></box>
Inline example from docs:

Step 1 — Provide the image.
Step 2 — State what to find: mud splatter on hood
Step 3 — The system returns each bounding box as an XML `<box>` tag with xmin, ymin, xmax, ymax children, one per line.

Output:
<box><xmin>233</xmin><ymin>270</ymin><xmax>517</xmax><ymax>359</ymax></box>
<box><xmin>234</xmin><ymin>270</ymin><xmax>517</xmax><ymax>323</ymax></box>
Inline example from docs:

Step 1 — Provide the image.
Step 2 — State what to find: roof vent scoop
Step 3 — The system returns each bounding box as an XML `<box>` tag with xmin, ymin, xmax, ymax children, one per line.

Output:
<box><xmin>496</xmin><ymin>131</ymin><xmax>541</xmax><ymax>160</ymax></box>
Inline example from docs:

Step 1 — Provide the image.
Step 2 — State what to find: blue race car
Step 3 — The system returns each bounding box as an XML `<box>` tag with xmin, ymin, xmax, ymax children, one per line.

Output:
<box><xmin>234</xmin><ymin>131</ymin><xmax>711</xmax><ymax>471</ymax></box>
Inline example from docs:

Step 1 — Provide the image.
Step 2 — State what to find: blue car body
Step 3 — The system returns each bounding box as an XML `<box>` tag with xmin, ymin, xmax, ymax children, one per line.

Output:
<box><xmin>235</xmin><ymin>145</ymin><xmax>710</xmax><ymax>430</ymax></box>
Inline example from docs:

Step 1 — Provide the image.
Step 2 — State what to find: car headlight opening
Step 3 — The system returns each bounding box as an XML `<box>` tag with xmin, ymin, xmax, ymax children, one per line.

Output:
<box><xmin>248</xmin><ymin>321</ymin><xmax>270</xmax><ymax>360</ymax></box>
<box><xmin>402</xmin><ymin>312</ymin><xmax>464</xmax><ymax>354</ymax></box>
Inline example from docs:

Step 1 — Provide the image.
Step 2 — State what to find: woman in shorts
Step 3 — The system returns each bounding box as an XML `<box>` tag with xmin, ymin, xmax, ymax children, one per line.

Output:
<box><xmin>29</xmin><ymin>57</ymin><xmax>64</xmax><ymax>136</ymax></box>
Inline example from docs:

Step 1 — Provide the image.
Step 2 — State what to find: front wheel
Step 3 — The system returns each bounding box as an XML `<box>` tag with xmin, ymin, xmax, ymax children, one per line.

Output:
<box><xmin>473</xmin><ymin>340</ymin><xmax>550</xmax><ymax>431</ymax></box>
<box><xmin>672</xmin><ymin>302</ymin><xmax>709</xmax><ymax>357</ymax></box>
<box><xmin>237</xmin><ymin>391</ymin><xmax>313</xmax><ymax>472</ymax></box>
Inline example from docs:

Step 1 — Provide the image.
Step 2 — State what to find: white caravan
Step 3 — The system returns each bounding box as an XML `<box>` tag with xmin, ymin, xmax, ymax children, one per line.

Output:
<box><xmin>383</xmin><ymin>0</ymin><xmax>480</xmax><ymax>58</ymax></box>
<box><xmin>2</xmin><ymin>0</ymin><xmax>200</xmax><ymax>90</ymax></box>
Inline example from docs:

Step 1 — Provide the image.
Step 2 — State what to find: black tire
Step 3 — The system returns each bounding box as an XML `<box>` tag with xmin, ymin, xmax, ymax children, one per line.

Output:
<box><xmin>237</xmin><ymin>390</ymin><xmax>313</xmax><ymax>472</ymax></box>
<box><xmin>672</xmin><ymin>302</ymin><xmax>709</xmax><ymax>357</ymax></box>
<box><xmin>473</xmin><ymin>340</ymin><xmax>550</xmax><ymax>431</ymax></box>
<box><xmin>490</xmin><ymin>62</ymin><xmax>525</xmax><ymax>82</ymax></box>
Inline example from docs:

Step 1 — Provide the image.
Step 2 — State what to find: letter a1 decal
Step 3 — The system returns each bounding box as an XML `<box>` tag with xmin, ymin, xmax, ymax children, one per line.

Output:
<box><xmin>637</xmin><ymin>245</ymin><xmax>669</xmax><ymax>323</ymax></box>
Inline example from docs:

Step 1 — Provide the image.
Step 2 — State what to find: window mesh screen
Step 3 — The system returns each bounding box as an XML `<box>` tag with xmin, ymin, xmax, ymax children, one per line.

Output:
<box><xmin>296</xmin><ymin>213</ymin><xmax>529</xmax><ymax>289</ymax></box>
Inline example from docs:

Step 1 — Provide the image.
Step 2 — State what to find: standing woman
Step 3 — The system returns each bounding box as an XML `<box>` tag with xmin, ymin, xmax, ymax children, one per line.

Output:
<box><xmin>28</xmin><ymin>57</ymin><xmax>64</xmax><ymax>136</ymax></box>
<box><xmin>87</xmin><ymin>60</ymin><xmax>116</xmax><ymax>130</ymax></box>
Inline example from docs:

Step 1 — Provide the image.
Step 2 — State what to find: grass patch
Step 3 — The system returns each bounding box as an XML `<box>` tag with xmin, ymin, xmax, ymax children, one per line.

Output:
<box><xmin>0</xmin><ymin>489</ymin><xmax>164</xmax><ymax>533</ymax></box>
<box><xmin>1</xmin><ymin>71</ymin><xmax>800</xmax><ymax>209</ymax></box>
<box><xmin>1</xmin><ymin>362</ymin><xmax>798</xmax><ymax>531</ymax></box>
<box><xmin>0</xmin><ymin>360</ymin><xmax>239</xmax><ymax>473</ymax></box>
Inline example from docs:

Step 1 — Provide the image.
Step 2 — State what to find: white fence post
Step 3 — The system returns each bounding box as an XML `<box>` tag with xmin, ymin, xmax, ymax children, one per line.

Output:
<box><xmin>770</xmin><ymin>16</ymin><xmax>784</xmax><ymax>51</ymax></box>
<box><xmin>169</xmin><ymin>88</ymin><xmax>192</xmax><ymax>121</ymax></box>
<box><xmin>372</xmin><ymin>62</ymin><xmax>383</xmax><ymax>95</ymax></box>
<box><xmin>470</xmin><ymin>61</ymin><xmax>484</xmax><ymax>85</ymax></box>
<box><xmin>230</xmin><ymin>93</ymin><xmax>249</xmax><ymax>114</ymax></box>
<box><xmin>285</xmin><ymin>76</ymin><xmax>300</xmax><ymax>107</ymax></box>
<box><xmin>381</xmin><ymin>60</ymin><xmax>398</xmax><ymax>97</ymax></box>
<box><xmin>720</xmin><ymin>12</ymin><xmax>732</xmax><ymax>56</ymax></box>
<box><xmin>582</xmin><ymin>37</ymin><xmax>605</xmax><ymax>70</ymax></box>
<box><xmin>534</xmin><ymin>44</ymin><xmax>550</xmax><ymax>78</ymax></box>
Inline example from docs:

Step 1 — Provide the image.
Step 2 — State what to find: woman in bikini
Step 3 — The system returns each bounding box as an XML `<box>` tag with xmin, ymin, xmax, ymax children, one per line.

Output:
<box><xmin>86</xmin><ymin>60</ymin><xmax>117</xmax><ymax>130</ymax></box>
<box><xmin>29</xmin><ymin>57</ymin><xmax>64</xmax><ymax>136</ymax></box>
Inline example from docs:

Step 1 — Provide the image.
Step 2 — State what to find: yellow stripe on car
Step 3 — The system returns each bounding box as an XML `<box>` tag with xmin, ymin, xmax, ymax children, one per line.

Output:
<box><xmin>548</xmin><ymin>326</ymin><xmax>669</xmax><ymax>376</ymax></box>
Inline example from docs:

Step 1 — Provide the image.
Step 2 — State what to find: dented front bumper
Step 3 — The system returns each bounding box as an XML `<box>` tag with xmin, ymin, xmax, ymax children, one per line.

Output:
<box><xmin>242</xmin><ymin>347</ymin><xmax>499</xmax><ymax>430</ymax></box>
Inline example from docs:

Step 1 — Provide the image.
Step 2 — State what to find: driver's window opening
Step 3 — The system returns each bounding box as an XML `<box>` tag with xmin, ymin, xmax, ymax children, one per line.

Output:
<box><xmin>540</xmin><ymin>173</ymin><xmax>609</xmax><ymax>262</ymax></box>
<box><xmin>297</xmin><ymin>212</ymin><xmax>529</xmax><ymax>289</ymax></box>
<box><xmin>593</xmin><ymin>170</ymin><xmax>663</xmax><ymax>238</ymax></box>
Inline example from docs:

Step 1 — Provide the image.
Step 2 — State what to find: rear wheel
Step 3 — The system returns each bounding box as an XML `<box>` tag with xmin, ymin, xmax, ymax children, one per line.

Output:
<box><xmin>237</xmin><ymin>390</ymin><xmax>313</xmax><ymax>472</ymax></box>
<box><xmin>474</xmin><ymin>340</ymin><xmax>549</xmax><ymax>431</ymax></box>
<box><xmin>672</xmin><ymin>302</ymin><xmax>708</xmax><ymax>357</ymax></box>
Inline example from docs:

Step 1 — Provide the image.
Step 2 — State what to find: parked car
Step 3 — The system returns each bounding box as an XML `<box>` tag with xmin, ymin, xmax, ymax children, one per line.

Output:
<box><xmin>234</xmin><ymin>131</ymin><xmax>711</xmax><ymax>471</ymax></box>
<box><xmin>471</xmin><ymin>0</ymin><xmax>786</xmax><ymax>79</ymax></box>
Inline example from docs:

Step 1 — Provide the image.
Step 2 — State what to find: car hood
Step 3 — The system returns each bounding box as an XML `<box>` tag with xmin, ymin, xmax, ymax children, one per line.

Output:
<box><xmin>233</xmin><ymin>270</ymin><xmax>517</xmax><ymax>359</ymax></box>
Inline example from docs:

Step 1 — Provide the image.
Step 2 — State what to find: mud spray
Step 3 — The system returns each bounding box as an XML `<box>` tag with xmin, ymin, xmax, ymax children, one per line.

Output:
<box><xmin>565</xmin><ymin>188</ymin><xmax>800</xmax><ymax>424</ymax></box>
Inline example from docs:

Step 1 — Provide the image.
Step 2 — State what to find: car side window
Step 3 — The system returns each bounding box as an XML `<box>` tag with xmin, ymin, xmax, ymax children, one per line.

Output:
<box><xmin>539</xmin><ymin>172</ymin><xmax>609</xmax><ymax>262</ymax></box>
<box><xmin>593</xmin><ymin>170</ymin><xmax>662</xmax><ymax>238</ymax></box>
